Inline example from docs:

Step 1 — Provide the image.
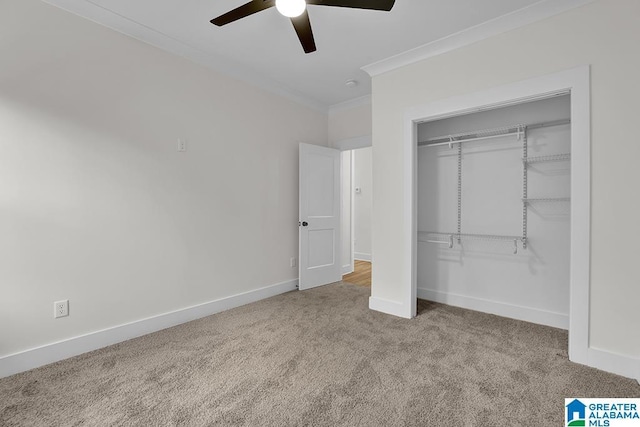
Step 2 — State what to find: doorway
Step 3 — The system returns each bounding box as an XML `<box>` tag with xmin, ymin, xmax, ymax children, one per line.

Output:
<box><xmin>341</xmin><ymin>146</ymin><xmax>372</xmax><ymax>287</ymax></box>
<box><xmin>401</xmin><ymin>67</ymin><xmax>590</xmax><ymax>365</ymax></box>
<box><xmin>416</xmin><ymin>95</ymin><xmax>571</xmax><ymax>329</ymax></box>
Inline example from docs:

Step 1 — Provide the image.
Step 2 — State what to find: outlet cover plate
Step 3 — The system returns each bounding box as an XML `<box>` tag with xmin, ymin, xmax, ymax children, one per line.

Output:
<box><xmin>54</xmin><ymin>300</ymin><xmax>69</xmax><ymax>318</ymax></box>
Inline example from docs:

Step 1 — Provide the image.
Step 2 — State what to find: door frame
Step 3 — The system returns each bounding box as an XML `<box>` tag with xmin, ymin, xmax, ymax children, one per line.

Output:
<box><xmin>335</xmin><ymin>136</ymin><xmax>373</xmax><ymax>276</ymax></box>
<box><xmin>402</xmin><ymin>66</ymin><xmax>591</xmax><ymax>365</ymax></box>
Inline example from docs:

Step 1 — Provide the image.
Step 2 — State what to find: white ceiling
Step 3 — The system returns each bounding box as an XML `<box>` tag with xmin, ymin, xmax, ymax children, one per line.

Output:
<box><xmin>45</xmin><ymin>0</ymin><xmax>567</xmax><ymax>110</ymax></box>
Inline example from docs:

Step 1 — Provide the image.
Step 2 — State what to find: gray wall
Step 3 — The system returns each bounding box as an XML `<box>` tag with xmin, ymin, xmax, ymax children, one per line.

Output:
<box><xmin>0</xmin><ymin>0</ymin><xmax>327</xmax><ymax>359</ymax></box>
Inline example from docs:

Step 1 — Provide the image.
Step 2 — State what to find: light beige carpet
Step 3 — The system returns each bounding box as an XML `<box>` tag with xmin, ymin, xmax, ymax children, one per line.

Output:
<box><xmin>1</xmin><ymin>282</ymin><xmax>638</xmax><ymax>426</ymax></box>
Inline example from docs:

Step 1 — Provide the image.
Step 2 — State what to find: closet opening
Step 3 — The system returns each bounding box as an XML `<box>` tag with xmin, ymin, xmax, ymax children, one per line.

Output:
<box><xmin>400</xmin><ymin>66</ymin><xmax>591</xmax><ymax>364</ymax></box>
<box><xmin>416</xmin><ymin>95</ymin><xmax>571</xmax><ymax>329</ymax></box>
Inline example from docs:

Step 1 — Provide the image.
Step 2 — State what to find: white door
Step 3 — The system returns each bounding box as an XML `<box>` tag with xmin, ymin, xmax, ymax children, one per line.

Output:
<box><xmin>299</xmin><ymin>143</ymin><xmax>342</xmax><ymax>290</ymax></box>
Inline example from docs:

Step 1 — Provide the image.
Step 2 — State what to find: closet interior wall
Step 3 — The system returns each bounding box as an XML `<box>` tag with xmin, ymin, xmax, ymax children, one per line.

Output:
<box><xmin>416</xmin><ymin>95</ymin><xmax>571</xmax><ymax>329</ymax></box>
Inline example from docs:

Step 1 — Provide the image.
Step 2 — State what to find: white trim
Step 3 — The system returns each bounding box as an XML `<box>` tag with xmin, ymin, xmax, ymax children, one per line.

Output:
<box><xmin>333</xmin><ymin>135</ymin><xmax>372</xmax><ymax>151</ymax></box>
<box><xmin>369</xmin><ymin>296</ymin><xmax>411</xmax><ymax>319</ymax></box>
<box><xmin>417</xmin><ymin>288</ymin><xmax>569</xmax><ymax>330</ymax></box>
<box><xmin>350</xmin><ymin>153</ymin><xmax>356</xmax><ymax>271</ymax></box>
<box><xmin>341</xmin><ymin>150</ymin><xmax>355</xmax><ymax>277</ymax></box>
<box><xmin>0</xmin><ymin>279</ymin><xmax>298</xmax><ymax>379</ymax></box>
<box><xmin>342</xmin><ymin>265</ymin><xmax>354</xmax><ymax>275</ymax></box>
<box><xmin>354</xmin><ymin>253</ymin><xmax>372</xmax><ymax>262</ymax></box>
<box><xmin>41</xmin><ymin>0</ymin><xmax>327</xmax><ymax>113</ymax></box>
<box><xmin>398</xmin><ymin>66</ymin><xmax>591</xmax><ymax>367</ymax></box>
<box><xmin>567</xmin><ymin>67</ymin><xmax>591</xmax><ymax>365</ymax></box>
<box><xmin>586</xmin><ymin>348</ymin><xmax>640</xmax><ymax>382</ymax></box>
<box><xmin>362</xmin><ymin>0</ymin><xmax>597</xmax><ymax>77</ymax></box>
<box><xmin>406</xmin><ymin>116</ymin><xmax>418</xmax><ymax>320</ymax></box>
<box><xmin>328</xmin><ymin>95</ymin><xmax>372</xmax><ymax>115</ymax></box>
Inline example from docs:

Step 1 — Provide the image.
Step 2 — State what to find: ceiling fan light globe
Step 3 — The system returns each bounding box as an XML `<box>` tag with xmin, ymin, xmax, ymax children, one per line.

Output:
<box><xmin>275</xmin><ymin>0</ymin><xmax>306</xmax><ymax>18</ymax></box>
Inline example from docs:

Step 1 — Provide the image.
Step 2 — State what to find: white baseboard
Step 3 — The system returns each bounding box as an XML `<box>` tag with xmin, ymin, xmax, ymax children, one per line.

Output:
<box><xmin>586</xmin><ymin>348</ymin><xmax>640</xmax><ymax>382</ymax></box>
<box><xmin>417</xmin><ymin>288</ymin><xmax>569</xmax><ymax>330</ymax></box>
<box><xmin>342</xmin><ymin>264</ymin><xmax>354</xmax><ymax>275</ymax></box>
<box><xmin>0</xmin><ymin>279</ymin><xmax>298</xmax><ymax>379</ymax></box>
<box><xmin>369</xmin><ymin>296</ymin><xmax>411</xmax><ymax>319</ymax></box>
<box><xmin>354</xmin><ymin>253</ymin><xmax>372</xmax><ymax>262</ymax></box>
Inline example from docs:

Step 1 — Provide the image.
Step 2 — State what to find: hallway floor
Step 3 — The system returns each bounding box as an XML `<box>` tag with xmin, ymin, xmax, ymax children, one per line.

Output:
<box><xmin>342</xmin><ymin>260</ymin><xmax>371</xmax><ymax>287</ymax></box>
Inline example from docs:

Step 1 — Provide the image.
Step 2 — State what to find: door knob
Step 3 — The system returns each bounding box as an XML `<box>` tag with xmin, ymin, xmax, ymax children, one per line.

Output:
<box><xmin>302</xmin><ymin>221</ymin><xmax>308</xmax><ymax>227</ymax></box>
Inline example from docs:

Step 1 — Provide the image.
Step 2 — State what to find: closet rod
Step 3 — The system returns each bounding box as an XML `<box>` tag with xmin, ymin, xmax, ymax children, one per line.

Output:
<box><xmin>419</xmin><ymin>231</ymin><xmax>525</xmax><ymax>243</ymax></box>
<box><xmin>419</xmin><ymin>231</ymin><xmax>524</xmax><ymax>254</ymax></box>
<box><xmin>423</xmin><ymin>132</ymin><xmax>513</xmax><ymax>147</ymax></box>
<box><xmin>418</xmin><ymin>118</ymin><xmax>570</xmax><ymax>147</ymax></box>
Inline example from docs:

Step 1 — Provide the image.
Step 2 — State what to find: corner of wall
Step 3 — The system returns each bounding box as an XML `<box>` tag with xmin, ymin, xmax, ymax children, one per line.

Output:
<box><xmin>368</xmin><ymin>296</ymin><xmax>411</xmax><ymax>319</ymax></box>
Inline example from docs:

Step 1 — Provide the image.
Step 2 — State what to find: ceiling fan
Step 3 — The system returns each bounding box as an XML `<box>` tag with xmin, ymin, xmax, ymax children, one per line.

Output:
<box><xmin>210</xmin><ymin>0</ymin><xmax>396</xmax><ymax>54</ymax></box>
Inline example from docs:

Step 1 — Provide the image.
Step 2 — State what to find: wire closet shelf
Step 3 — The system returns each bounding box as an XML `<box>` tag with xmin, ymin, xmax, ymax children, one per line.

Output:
<box><xmin>418</xmin><ymin>118</ymin><xmax>571</xmax><ymax>147</ymax></box>
<box><xmin>418</xmin><ymin>118</ymin><xmax>571</xmax><ymax>253</ymax></box>
<box><xmin>419</xmin><ymin>231</ymin><xmax>524</xmax><ymax>254</ymax></box>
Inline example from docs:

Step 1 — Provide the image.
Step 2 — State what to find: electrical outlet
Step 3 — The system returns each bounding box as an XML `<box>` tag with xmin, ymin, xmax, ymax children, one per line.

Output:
<box><xmin>54</xmin><ymin>300</ymin><xmax>69</xmax><ymax>318</ymax></box>
<box><xmin>177</xmin><ymin>138</ymin><xmax>187</xmax><ymax>152</ymax></box>
<box><xmin>290</xmin><ymin>257</ymin><xmax>297</xmax><ymax>268</ymax></box>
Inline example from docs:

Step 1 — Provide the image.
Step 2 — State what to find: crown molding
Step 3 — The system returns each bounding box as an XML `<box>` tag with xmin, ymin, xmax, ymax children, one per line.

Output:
<box><xmin>362</xmin><ymin>0</ymin><xmax>598</xmax><ymax>77</ymax></box>
<box><xmin>42</xmin><ymin>0</ymin><xmax>329</xmax><ymax>113</ymax></box>
<box><xmin>328</xmin><ymin>95</ymin><xmax>372</xmax><ymax>115</ymax></box>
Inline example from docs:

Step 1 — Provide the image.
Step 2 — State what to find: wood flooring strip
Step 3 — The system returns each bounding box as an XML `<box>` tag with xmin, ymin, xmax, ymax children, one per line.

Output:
<box><xmin>342</xmin><ymin>260</ymin><xmax>371</xmax><ymax>287</ymax></box>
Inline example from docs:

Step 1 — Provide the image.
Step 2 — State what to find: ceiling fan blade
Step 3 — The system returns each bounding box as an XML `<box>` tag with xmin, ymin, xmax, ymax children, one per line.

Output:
<box><xmin>306</xmin><ymin>0</ymin><xmax>395</xmax><ymax>11</ymax></box>
<box><xmin>290</xmin><ymin>10</ymin><xmax>317</xmax><ymax>54</ymax></box>
<box><xmin>211</xmin><ymin>0</ymin><xmax>276</xmax><ymax>26</ymax></box>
